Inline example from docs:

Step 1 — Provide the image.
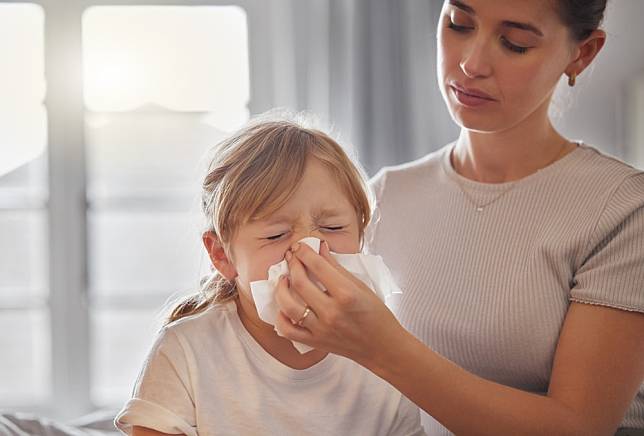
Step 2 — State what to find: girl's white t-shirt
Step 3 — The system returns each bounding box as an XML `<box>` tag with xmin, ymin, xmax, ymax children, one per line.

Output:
<box><xmin>115</xmin><ymin>301</ymin><xmax>425</xmax><ymax>436</ymax></box>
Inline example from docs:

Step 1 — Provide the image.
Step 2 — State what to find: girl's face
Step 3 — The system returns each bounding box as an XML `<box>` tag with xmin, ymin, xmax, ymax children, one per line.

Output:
<box><xmin>227</xmin><ymin>158</ymin><xmax>361</xmax><ymax>298</ymax></box>
<box><xmin>437</xmin><ymin>0</ymin><xmax>577</xmax><ymax>133</ymax></box>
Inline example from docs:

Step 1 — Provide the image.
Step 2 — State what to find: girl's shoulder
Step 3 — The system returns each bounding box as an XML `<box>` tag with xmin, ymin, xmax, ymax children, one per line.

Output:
<box><xmin>154</xmin><ymin>301</ymin><xmax>240</xmax><ymax>356</ymax></box>
<box><xmin>164</xmin><ymin>300</ymin><xmax>235</xmax><ymax>332</ymax></box>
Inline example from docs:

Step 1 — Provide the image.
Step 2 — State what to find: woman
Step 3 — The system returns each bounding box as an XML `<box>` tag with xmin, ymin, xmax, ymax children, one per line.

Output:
<box><xmin>274</xmin><ymin>0</ymin><xmax>644</xmax><ymax>435</ymax></box>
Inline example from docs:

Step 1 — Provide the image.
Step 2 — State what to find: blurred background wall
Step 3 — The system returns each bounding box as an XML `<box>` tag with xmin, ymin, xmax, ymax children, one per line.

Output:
<box><xmin>0</xmin><ymin>0</ymin><xmax>643</xmax><ymax>422</ymax></box>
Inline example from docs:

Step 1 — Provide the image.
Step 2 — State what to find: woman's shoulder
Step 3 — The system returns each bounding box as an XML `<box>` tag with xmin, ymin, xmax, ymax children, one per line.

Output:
<box><xmin>563</xmin><ymin>143</ymin><xmax>644</xmax><ymax>208</ymax></box>
<box><xmin>369</xmin><ymin>144</ymin><xmax>451</xmax><ymax>198</ymax></box>
<box><xmin>372</xmin><ymin>144</ymin><xmax>449</xmax><ymax>180</ymax></box>
<box><xmin>572</xmin><ymin>143</ymin><xmax>643</xmax><ymax>179</ymax></box>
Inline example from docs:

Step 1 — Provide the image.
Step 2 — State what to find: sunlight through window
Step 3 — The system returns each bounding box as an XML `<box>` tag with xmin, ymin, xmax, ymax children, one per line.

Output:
<box><xmin>82</xmin><ymin>5</ymin><xmax>249</xmax><ymax>130</ymax></box>
<box><xmin>0</xmin><ymin>3</ymin><xmax>47</xmax><ymax>177</ymax></box>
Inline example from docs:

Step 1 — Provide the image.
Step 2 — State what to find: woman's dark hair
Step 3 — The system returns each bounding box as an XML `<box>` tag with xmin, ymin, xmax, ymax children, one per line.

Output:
<box><xmin>555</xmin><ymin>0</ymin><xmax>607</xmax><ymax>40</ymax></box>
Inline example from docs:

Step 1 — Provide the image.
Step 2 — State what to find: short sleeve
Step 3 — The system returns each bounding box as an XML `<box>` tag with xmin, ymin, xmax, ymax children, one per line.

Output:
<box><xmin>571</xmin><ymin>173</ymin><xmax>644</xmax><ymax>313</ymax></box>
<box><xmin>114</xmin><ymin>328</ymin><xmax>197</xmax><ymax>436</ymax></box>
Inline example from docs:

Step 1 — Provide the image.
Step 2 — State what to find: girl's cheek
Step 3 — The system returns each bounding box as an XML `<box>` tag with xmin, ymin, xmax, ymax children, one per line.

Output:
<box><xmin>254</xmin><ymin>248</ymin><xmax>288</xmax><ymax>277</ymax></box>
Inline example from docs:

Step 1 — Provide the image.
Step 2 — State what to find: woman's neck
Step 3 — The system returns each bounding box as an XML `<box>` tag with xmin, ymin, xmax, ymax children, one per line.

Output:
<box><xmin>452</xmin><ymin>110</ymin><xmax>575</xmax><ymax>183</ymax></box>
<box><xmin>234</xmin><ymin>294</ymin><xmax>328</xmax><ymax>370</ymax></box>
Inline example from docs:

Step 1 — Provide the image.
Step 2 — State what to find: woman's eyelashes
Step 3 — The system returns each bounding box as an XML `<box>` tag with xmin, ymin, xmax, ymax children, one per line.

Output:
<box><xmin>500</xmin><ymin>36</ymin><xmax>529</xmax><ymax>54</ymax></box>
<box><xmin>446</xmin><ymin>17</ymin><xmax>531</xmax><ymax>55</ymax></box>
<box><xmin>447</xmin><ymin>18</ymin><xmax>473</xmax><ymax>32</ymax></box>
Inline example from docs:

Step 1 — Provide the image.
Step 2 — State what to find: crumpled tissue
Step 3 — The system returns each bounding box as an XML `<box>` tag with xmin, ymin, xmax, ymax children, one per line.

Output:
<box><xmin>249</xmin><ymin>237</ymin><xmax>402</xmax><ymax>353</ymax></box>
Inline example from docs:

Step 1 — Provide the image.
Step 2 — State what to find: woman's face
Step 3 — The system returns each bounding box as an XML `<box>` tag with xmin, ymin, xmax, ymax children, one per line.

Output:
<box><xmin>437</xmin><ymin>0</ymin><xmax>577</xmax><ymax>133</ymax></box>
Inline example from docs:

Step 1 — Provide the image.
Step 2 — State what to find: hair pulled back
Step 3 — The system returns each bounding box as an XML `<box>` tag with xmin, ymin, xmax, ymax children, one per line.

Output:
<box><xmin>555</xmin><ymin>0</ymin><xmax>607</xmax><ymax>41</ymax></box>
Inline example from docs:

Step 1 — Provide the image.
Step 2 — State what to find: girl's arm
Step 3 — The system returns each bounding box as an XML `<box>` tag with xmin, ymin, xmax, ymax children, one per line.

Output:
<box><xmin>276</xmin><ymin>242</ymin><xmax>644</xmax><ymax>436</ymax></box>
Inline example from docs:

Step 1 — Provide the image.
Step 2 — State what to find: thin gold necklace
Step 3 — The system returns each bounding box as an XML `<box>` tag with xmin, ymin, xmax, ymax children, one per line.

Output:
<box><xmin>450</xmin><ymin>139</ymin><xmax>570</xmax><ymax>213</ymax></box>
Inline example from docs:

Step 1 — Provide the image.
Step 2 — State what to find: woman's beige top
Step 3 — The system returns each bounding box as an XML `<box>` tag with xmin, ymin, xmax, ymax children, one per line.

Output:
<box><xmin>367</xmin><ymin>143</ymin><xmax>644</xmax><ymax>435</ymax></box>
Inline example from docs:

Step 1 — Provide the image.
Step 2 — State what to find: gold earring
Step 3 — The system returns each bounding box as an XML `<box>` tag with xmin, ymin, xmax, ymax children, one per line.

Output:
<box><xmin>568</xmin><ymin>72</ymin><xmax>577</xmax><ymax>87</ymax></box>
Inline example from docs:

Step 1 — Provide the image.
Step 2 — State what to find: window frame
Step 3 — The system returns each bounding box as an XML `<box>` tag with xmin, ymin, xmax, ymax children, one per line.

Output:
<box><xmin>3</xmin><ymin>0</ymin><xmax>272</xmax><ymax>420</ymax></box>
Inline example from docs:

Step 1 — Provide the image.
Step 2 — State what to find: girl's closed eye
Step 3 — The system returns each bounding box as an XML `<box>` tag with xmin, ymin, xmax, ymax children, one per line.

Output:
<box><xmin>320</xmin><ymin>225</ymin><xmax>346</xmax><ymax>232</ymax></box>
<box><xmin>265</xmin><ymin>231</ymin><xmax>290</xmax><ymax>241</ymax></box>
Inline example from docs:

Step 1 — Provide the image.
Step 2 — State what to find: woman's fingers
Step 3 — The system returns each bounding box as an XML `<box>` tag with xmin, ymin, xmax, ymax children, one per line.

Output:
<box><xmin>274</xmin><ymin>269</ymin><xmax>327</xmax><ymax>326</ymax></box>
<box><xmin>285</xmin><ymin>251</ymin><xmax>330</xmax><ymax>310</ymax></box>
<box><xmin>318</xmin><ymin>240</ymin><xmax>338</xmax><ymax>265</ymax></box>
<box><xmin>318</xmin><ymin>240</ymin><xmax>365</xmax><ymax>286</ymax></box>
<box><xmin>275</xmin><ymin>242</ymin><xmax>405</xmax><ymax>361</ymax></box>
<box><xmin>275</xmin><ymin>311</ymin><xmax>318</xmax><ymax>345</ymax></box>
<box><xmin>289</xmin><ymin>242</ymin><xmax>356</xmax><ymax>297</ymax></box>
<box><xmin>273</xmin><ymin>275</ymin><xmax>310</xmax><ymax>322</ymax></box>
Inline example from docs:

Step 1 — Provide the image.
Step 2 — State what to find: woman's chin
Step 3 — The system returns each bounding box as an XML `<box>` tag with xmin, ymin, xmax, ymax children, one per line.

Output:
<box><xmin>448</xmin><ymin>108</ymin><xmax>513</xmax><ymax>134</ymax></box>
<box><xmin>450</xmin><ymin>115</ymin><xmax>501</xmax><ymax>133</ymax></box>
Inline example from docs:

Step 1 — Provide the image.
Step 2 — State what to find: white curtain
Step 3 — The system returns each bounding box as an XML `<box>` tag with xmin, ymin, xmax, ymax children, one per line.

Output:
<box><xmin>261</xmin><ymin>0</ymin><xmax>458</xmax><ymax>175</ymax></box>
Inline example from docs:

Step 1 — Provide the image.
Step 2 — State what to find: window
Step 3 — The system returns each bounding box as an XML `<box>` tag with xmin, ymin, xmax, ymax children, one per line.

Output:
<box><xmin>0</xmin><ymin>3</ymin><xmax>50</xmax><ymax>407</ymax></box>
<box><xmin>0</xmin><ymin>0</ymin><xmax>266</xmax><ymax>419</ymax></box>
<box><xmin>83</xmin><ymin>5</ymin><xmax>250</xmax><ymax>407</ymax></box>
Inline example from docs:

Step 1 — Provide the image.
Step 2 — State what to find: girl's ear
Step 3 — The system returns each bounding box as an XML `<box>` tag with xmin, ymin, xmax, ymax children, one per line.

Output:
<box><xmin>566</xmin><ymin>29</ymin><xmax>606</xmax><ymax>81</ymax></box>
<box><xmin>202</xmin><ymin>231</ymin><xmax>238</xmax><ymax>281</ymax></box>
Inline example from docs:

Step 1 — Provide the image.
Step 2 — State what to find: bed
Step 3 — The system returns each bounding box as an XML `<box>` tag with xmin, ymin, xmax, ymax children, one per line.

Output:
<box><xmin>0</xmin><ymin>410</ymin><xmax>120</xmax><ymax>436</ymax></box>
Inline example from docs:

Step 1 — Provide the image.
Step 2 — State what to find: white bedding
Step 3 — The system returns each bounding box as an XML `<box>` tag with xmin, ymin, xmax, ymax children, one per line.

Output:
<box><xmin>0</xmin><ymin>410</ymin><xmax>120</xmax><ymax>436</ymax></box>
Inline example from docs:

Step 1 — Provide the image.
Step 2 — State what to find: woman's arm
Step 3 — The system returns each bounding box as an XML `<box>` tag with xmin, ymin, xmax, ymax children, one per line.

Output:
<box><xmin>373</xmin><ymin>302</ymin><xmax>644</xmax><ymax>436</ymax></box>
<box><xmin>276</xmin><ymin>242</ymin><xmax>644</xmax><ymax>436</ymax></box>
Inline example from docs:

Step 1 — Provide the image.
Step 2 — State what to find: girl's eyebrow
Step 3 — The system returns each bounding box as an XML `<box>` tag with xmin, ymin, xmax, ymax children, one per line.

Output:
<box><xmin>257</xmin><ymin>208</ymin><xmax>346</xmax><ymax>226</ymax></box>
<box><xmin>312</xmin><ymin>208</ymin><xmax>346</xmax><ymax>221</ymax></box>
<box><xmin>255</xmin><ymin>213</ymin><xmax>291</xmax><ymax>226</ymax></box>
<box><xmin>449</xmin><ymin>0</ymin><xmax>544</xmax><ymax>37</ymax></box>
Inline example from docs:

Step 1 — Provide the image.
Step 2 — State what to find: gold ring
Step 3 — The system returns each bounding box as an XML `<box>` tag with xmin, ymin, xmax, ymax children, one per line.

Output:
<box><xmin>296</xmin><ymin>306</ymin><xmax>312</xmax><ymax>327</ymax></box>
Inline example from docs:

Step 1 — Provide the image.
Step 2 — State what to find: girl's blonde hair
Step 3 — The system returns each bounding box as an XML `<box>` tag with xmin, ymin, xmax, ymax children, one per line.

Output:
<box><xmin>166</xmin><ymin>115</ymin><xmax>371</xmax><ymax>325</ymax></box>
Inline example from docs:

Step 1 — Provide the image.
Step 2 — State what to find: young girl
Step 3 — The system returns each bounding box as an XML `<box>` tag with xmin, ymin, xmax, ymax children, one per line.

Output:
<box><xmin>114</xmin><ymin>117</ymin><xmax>424</xmax><ymax>436</ymax></box>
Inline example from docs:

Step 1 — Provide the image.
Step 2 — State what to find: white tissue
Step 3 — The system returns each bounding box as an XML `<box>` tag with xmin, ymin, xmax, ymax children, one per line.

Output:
<box><xmin>249</xmin><ymin>237</ymin><xmax>402</xmax><ymax>353</ymax></box>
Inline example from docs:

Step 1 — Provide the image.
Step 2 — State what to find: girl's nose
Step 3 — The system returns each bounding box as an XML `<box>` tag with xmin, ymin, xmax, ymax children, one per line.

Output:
<box><xmin>290</xmin><ymin>229</ymin><xmax>324</xmax><ymax>245</ymax></box>
<box><xmin>290</xmin><ymin>230</ymin><xmax>315</xmax><ymax>244</ymax></box>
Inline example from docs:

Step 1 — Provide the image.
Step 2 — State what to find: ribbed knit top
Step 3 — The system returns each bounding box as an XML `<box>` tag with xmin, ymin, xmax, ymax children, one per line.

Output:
<box><xmin>367</xmin><ymin>143</ymin><xmax>644</xmax><ymax>435</ymax></box>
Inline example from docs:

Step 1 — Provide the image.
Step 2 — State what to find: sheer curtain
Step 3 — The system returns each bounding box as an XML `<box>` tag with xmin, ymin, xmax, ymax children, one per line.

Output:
<box><xmin>265</xmin><ymin>0</ymin><xmax>457</xmax><ymax>175</ymax></box>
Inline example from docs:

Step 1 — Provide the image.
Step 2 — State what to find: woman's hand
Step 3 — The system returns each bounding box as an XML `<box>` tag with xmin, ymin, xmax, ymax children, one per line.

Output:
<box><xmin>273</xmin><ymin>240</ymin><xmax>407</xmax><ymax>366</ymax></box>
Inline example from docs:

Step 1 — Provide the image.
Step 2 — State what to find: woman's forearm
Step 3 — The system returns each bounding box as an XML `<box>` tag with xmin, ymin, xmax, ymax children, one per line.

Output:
<box><xmin>363</xmin><ymin>330</ymin><xmax>591</xmax><ymax>436</ymax></box>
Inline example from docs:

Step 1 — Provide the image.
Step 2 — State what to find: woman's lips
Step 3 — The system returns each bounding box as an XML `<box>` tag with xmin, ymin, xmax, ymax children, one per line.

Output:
<box><xmin>449</xmin><ymin>84</ymin><xmax>497</xmax><ymax>108</ymax></box>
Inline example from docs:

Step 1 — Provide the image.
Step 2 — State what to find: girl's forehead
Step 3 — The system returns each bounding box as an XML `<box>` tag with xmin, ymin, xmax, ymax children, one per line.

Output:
<box><xmin>261</xmin><ymin>206</ymin><xmax>348</xmax><ymax>224</ymax></box>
